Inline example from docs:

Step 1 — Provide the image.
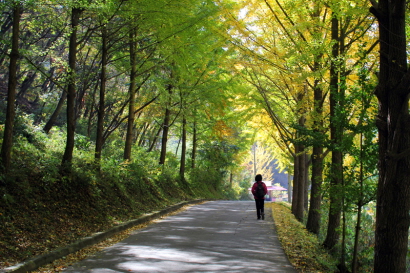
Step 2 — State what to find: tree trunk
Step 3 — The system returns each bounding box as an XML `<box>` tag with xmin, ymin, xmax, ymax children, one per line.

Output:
<box><xmin>137</xmin><ymin>123</ymin><xmax>149</xmax><ymax>147</ymax></box>
<box><xmin>291</xmin><ymin>147</ymin><xmax>299</xmax><ymax>216</ymax></box>
<box><xmin>179</xmin><ymin>117</ymin><xmax>187</xmax><ymax>178</ymax></box>
<box><xmin>124</xmin><ymin>28</ymin><xmax>137</xmax><ymax>160</ymax></box>
<box><xmin>43</xmin><ymin>90</ymin><xmax>67</xmax><ymax>134</ymax></box>
<box><xmin>324</xmin><ymin>154</ymin><xmax>343</xmax><ymax>250</ymax></box>
<box><xmin>323</xmin><ymin>14</ymin><xmax>342</xmax><ymax>250</ymax></box>
<box><xmin>296</xmin><ymin>144</ymin><xmax>305</xmax><ymax>221</ymax></box>
<box><xmin>306</xmin><ymin>147</ymin><xmax>323</xmax><ymax>234</ymax></box>
<box><xmin>147</xmin><ymin>125</ymin><xmax>162</xmax><ymax>152</ymax></box>
<box><xmin>292</xmin><ymin>111</ymin><xmax>306</xmax><ymax>221</ymax></box>
<box><xmin>287</xmin><ymin>171</ymin><xmax>292</xmax><ymax>204</ymax></box>
<box><xmin>17</xmin><ymin>72</ymin><xmax>36</xmax><ymax>99</ymax></box>
<box><xmin>303</xmin><ymin>153</ymin><xmax>309</xmax><ymax>211</ymax></box>
<box><xmin>159</xmin><ymin>107</ymin><xmax>171</xmax><ymax>164</ymax></box>
<box><xmin>306</xmin><ymin>67</ymin><xmax>324</xmax><ymax>234</ymax></box>
<box><xmin>370</xmin><ymin>0</ymin><xmax>410</xmax><ymax>272</ymax></box>
<box><xmin>191</xmin><ymin>120</ymin><xmax>197</xmax><ymax>168</ymax></box>
<box><xmin>338</xmin><ymin>27</ymin><xmax>348</xmax><ymax>272</ymax></box>
<box><xmin>352</xmin><ymin>132</ymin><xmax>364</xmax><ymax>273</ymax></box>
<box><xmin>175</xmin><ymin>137</ymin><xmax>181</xmax><ymax>155</ymax></box>
<box><xmin>1</xmin><ymin>4</ymin><xmax>20</xmax><ymax>173</ymax></box>
<box><xmin>95</xmin><ymin>24</ymin><xmax>107</xmax><ymax>162</ymax></box>
<box><xmin>61</xmin><ymin>8</ymin><xmax>82</xmax><ymax>169</ymax></box>
<box><xmin>86</xmin><ymin>80</ymin><xmax>98</xmax><ymax>138</ymax></box>
<box><xmin>292</xmin><ymin>143</ymin><xmax>305</xmax><ymax>221</ymax></box>
<box><xmin>159</xmin><ymin>85</ymin><xmax>172</xmax><ymax>165</ymax></box>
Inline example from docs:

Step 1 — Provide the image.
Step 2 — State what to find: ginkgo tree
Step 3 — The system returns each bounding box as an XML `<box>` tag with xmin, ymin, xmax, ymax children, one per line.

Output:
<box><xmin>221</xmin><ymin>0</ymin><xmax>380</xmax><ymax>270</ymax></box>
<box><xmin>223</xmin><ymin>0</ymin><xmax>318</xmax><ymax>223</ymax></box>
<box><xmin>2</xmin><ymin>0</ymin><xmax>407</xmax><ymax>271</ymax></box>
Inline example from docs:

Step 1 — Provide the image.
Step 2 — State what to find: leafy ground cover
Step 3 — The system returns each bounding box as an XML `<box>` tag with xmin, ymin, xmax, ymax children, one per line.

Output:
<box><xmin>0</xmin><ymin>126</ymin><xmax>223</xmax><ymax>270</ymax></box>
<box><xmin>0</xmin><ymin>178</ymin><xmax>196</xmax><ymax>270</ymax></box>
<box><xmin>268</xmin><ymin>202</ymin><xmax>338</xmax><ymax>272</ymax></box>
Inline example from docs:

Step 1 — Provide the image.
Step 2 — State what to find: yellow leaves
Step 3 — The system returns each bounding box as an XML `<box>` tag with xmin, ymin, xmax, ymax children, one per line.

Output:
<box><xmin>213</xmin><ymin>120</ymin><xmax>235</xmax><ymax>140</ymax></box>
<box><xmin>30</xmin><ymin>205</ymin><xmax>194</xmax><ymax>273</ymax></box>
<box><xmin>234</xmin><ymin>63</ymin><xmax>245</xmax><ymax>70</ymax></box>
<box><xmin>267</xmin><ymin>202</ymin><xmax>338</xmax><ymax>272</ymax></box>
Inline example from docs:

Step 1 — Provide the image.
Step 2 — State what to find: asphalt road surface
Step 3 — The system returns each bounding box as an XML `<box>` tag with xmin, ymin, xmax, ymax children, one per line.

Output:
<box><xmin>64</xmin><ymin>200</ymin><xmax>297</xmax><ymax>273</ymax></box>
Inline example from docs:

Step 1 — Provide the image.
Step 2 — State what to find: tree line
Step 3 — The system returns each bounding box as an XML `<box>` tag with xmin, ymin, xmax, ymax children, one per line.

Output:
<box><xmin>221</xmin><ymin>0</ymin><xmax>410</xmax><ymax>272</ymax></box>
<box><xmin>0</xmin><ymin>0</ymin><xmax>246</xmax><ymax>177</ymax></box>
<box><xmin>1</xmin><ymin>0</ymin><xmax>410</xmax><ymax>272</ymax></box>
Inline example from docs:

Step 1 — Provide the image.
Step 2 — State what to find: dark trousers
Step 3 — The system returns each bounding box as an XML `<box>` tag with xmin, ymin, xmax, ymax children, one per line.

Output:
<box><xmin>255</xmin><ymin>199</ymin><xmax>265</xmax><ymax>218</ymax></box>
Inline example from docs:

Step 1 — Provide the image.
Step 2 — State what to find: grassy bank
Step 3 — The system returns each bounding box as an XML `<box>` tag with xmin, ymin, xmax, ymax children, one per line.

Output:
<box><xmin>0</xmin><ymin>127</ymin><xmax>225</xmax><ymax>269</ymax></box>
<box><xmin>0</xmin><ymin>172</ymin><xmax>218</xmax><ymax>270</ymax></box>
<box><xmin>268</xmin><ymin>202</ymin><xmax>338</xmax><ymax>272</ymax></box>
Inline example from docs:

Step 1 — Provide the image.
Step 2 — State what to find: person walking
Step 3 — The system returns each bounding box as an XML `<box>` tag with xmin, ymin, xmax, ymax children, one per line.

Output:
<box><xmin>251</xmin><ymin>174</ymin><xmax>268</xmax><ymax>220</ymax></box>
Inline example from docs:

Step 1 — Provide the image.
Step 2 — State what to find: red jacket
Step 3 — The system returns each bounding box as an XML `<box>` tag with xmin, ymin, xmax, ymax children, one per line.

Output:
<box><xmin>252</xmin><ymin>181</ymin><xmax>268</xmax><ymax>200</ymax></box>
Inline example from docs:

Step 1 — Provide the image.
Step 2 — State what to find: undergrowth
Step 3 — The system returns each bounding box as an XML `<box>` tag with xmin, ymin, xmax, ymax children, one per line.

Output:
<box><xmin>0</xmin><ymin>124</ymin><xmax>227</xmax><ymax>269</ymax></box>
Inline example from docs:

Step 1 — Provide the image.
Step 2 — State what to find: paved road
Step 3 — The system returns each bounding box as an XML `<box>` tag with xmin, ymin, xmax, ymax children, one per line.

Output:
<box><xmin>64</xmin><ymin>201</ymin><xmax>297</xmax><ymax>272</ymax></box>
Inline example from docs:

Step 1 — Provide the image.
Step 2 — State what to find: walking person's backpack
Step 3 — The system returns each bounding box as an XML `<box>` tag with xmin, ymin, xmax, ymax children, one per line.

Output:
<box><xmin>256</xmin><ymin>182</ymin><xmax>265</xmax><ymax>198</ymax></box>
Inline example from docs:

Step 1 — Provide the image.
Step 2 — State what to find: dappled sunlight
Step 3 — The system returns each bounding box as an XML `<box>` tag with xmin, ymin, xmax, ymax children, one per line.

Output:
<box><xmin>120</xmin><ymin>245</ymin><xmax>215</xmax><ymax>262</ymax></box>
<box><xmin>156</xmin><ymin>216</ymin><xmax>195</xmax><ymax>222</ymax></box>
<box><xmin>65</xmin><ymin>201</ymin><xmax>296</xmax><ymax>272</ymax></box>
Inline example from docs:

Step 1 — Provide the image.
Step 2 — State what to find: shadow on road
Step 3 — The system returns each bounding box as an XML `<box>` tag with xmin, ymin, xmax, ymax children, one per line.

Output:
<box><xmin>65</xmin><ymin>201</ymin><xmax>297</xmax><ymax>273</ymax></box>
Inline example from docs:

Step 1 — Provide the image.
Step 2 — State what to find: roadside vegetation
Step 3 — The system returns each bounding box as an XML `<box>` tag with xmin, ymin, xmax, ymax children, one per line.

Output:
<box><xmin>2</xmin><ymin>0</ymin><xmax>410</xmax><ymax>271</ymax></box>
<box><xmin>0</xmin><ymin>120</ymin><xmax>248</xmax><ymax>269</ymax></box>
<box><xmin>31</xmin><ymin>204</ymin><xmax>198</xmax><ymax>273</ymax></box>
<box><xmin>269</xmin><ymin>202</ymin><xmax>339</xmax><ymax>273</ymax></box>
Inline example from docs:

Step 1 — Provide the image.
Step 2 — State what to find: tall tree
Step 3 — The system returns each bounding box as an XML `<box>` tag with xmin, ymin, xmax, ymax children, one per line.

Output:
<box><xmin>123</xmin><ymin>27</ymin><xmax>137</xmax><ymax>160</ymax></box>
<box><xmin>370</xmin><ymin>0</ymin><xmax>410</xmax><ymax>272</ymax></box>
<box><xmin>95</xmin><ymin>20</ymin><xmax>108</xmax><ymax>162</ymax></box>
<box><xmin>61</xmin><ymin>7</ymin><xmax>83</xmax><ymax>169</ymax></box>
<box><xmin>306</xmin><ymin>81</ymin><xmax>324</xmax><ymax>234</ymax></box>
<box><xmin>323</xmin><ymin>13</ymin><xmax>342</xmax><ymax>251</ymax></box>
<box><xmin>179</xmin><ymin>117</ymin><xmax>187</xmax><ymax>178</ymax></box>
<box><xmin>159</xmin><ymin>84</ymin><xmax>172</xmax><ymax>165</ymax></box>
<box><xmin>1</xmin><ymin>1</ymin><xmax>21</xmax><ymax>173</ymax></box>
<box><xmin>191</xmin><ymin>119</ymin><xmax>198</xmax><ymax>168</ymax></box>
<box><xmin>293</xmin><ymin>117</ymin><xmax>307</xmax><ymax>221</ymax></box>
<box><xmin>305</xmin><ymin>2</ymin><xmax>326</xmax><ymax>235</ymax></box>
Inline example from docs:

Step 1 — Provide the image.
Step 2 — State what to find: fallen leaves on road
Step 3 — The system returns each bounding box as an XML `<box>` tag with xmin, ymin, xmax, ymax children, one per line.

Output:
<box><xmin>32</xmin><ymin>204</ymin><xmax>194</xmax><ymax>273</ymax></box>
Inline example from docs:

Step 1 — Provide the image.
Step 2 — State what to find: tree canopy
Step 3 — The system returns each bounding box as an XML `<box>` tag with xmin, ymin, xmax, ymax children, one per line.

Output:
<box><xmin>1</xmin><ymin>0</ymin><xmax>409</xmax><ymax>272</ymax></box>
